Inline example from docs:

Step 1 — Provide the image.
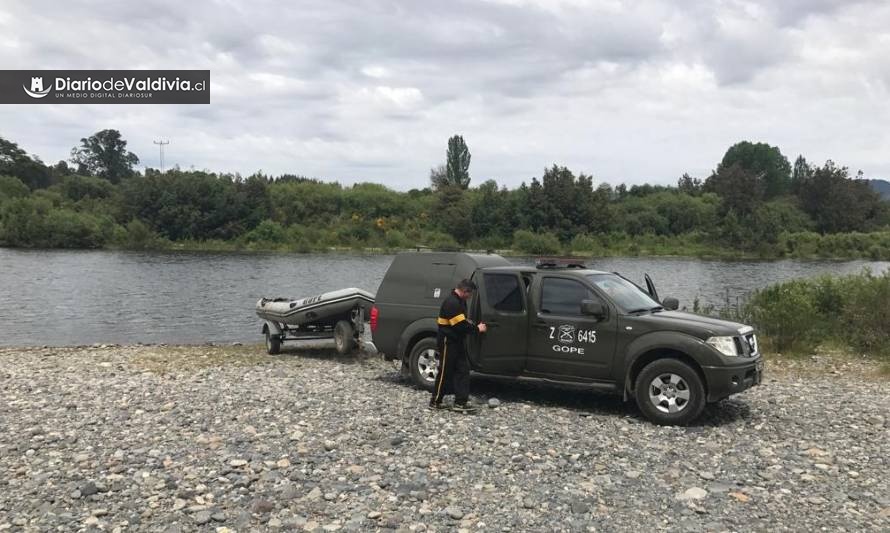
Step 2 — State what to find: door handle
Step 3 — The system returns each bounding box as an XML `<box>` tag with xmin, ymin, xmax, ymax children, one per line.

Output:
<box><xmin>533</xmin><ymin>321</ymin><xmax>548</xmax><ymax>329</ymax></box>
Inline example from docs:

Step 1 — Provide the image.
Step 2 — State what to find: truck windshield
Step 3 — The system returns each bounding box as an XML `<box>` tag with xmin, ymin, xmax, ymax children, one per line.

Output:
<box><xmin>587</xmin><ymin>274</ymin><xmax>662</xmax><ymax>313</ymax></box>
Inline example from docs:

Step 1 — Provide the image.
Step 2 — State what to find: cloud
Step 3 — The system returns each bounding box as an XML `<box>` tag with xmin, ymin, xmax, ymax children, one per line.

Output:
<box><xmin>0</xmin><ymin>0</ymin><xmax>889</xmax><ymax>188</ymax></box>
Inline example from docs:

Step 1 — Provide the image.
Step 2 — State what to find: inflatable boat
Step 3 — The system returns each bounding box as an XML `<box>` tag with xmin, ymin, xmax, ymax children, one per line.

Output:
<box><xmin>256</xmin><ymin>288</ymin><xmax>375</xmax><ymax>327</ymax></box>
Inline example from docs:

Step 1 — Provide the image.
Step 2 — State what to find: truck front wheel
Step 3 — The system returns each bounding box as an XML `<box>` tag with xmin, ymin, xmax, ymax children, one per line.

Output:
<box><xmin>409</xmin><ymin>338</ymin><xmax>440</xmax><ymax>391</ymax></box>
<box><xmin>634</xmin><ymin>359</ymin><xmax>705</xmax><ymax>426</ymax></box>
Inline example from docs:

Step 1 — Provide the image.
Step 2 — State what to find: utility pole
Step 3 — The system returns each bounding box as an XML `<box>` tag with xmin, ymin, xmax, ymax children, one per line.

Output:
<box><xmin>153</xmin><ymin>139</ymin><xmax>170</xmax><ymax>172</ymax></box>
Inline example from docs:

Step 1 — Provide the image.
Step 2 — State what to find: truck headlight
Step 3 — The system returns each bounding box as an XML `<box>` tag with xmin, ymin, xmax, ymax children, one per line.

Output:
<box><xmin>706</xmin><ymin>336</ymin><xmax>739</xmax><ymax>356</ymax></box>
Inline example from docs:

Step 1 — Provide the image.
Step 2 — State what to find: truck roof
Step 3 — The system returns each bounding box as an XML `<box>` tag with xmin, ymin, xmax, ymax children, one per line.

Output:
<box><xmin>482</xmin><ymin>265</ymin><xmax>612</xmax><ymax>276</ymax></box>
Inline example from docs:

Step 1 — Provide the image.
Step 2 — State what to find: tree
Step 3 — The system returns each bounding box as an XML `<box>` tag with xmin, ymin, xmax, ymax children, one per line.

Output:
<box><xmin>70</xmin><ymin>129</ymin><xmax>139</xmax><ymax>183</ymax></box>
<box><xmin>520</xmin><ymin>179</ymin><xmax>548</xmax><ymax>231</ymax></box>
<box><xmin>705</xmin><ymin>163</ymin><xmax>763</xmax><ymax>215</ymax></box>
<box><xmin>0</xmin><ymin>175</ymin><xmax>30</xmax><ymax>199</ymax></box>
<box><xmin>677</xmin><ymin>173</ymin><xmax>702</xmax><ymax>195</ymax></box>
<box><xmin>719</xmin><ymin>141</ymin><xmax>792</xmax><ymax>199</ymax></box>
<box><xmin>791</xmin><ymin>155</ymin><xmax>811</xmax><ymax>193</ymax></box>
<box><xmin>429</xmin><ymin>164</ymin><xmax>447</xmax><ymax>190</ymax></box>
<box><xmin>51</xmin><ymin>160</ymin><xmax>74</xmax><ymax>181</ymax></box>
<box><xmin>796</xmin><ymin>161</ymin><xmax>881</xmax><ymax>233</ymax></box>
<box><xmin>436</xmin><ymin>185</ymin><xmax>473</xmax><ymax>243</ymax></box>
<box><xmin>0</xmin><ymin>137</ymin><xmax>52</xmax><ymax>189</ymax></box>
<box><xmin>445</xmin><ymin>135</ymin><xmax>471</xmax><ymax>189</ymax></box>
<box><xmin>122</xmin><ymin>170</ymin><xmax>248</xmax><ymax>240</ymax></box>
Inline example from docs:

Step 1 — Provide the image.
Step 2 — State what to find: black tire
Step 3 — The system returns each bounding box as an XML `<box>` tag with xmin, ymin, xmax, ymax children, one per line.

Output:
<box><xmin>634</xmin><ymin>359</ymin><xmax>705</xmax><ymax>426</ymax></box>
<box><xmin>265</xmin><ymin>330</ymin><xmax>281</xmax><ymax>355</ymax></box>
<box><xmin>409</xmin><ymin>337</ymin><xmax>439</xmax><ymax>391</ymax></box>
<box><xmin>334</xmin><ymin>320</ymin><xmax>356</xmax><ymax>355</ymax></box>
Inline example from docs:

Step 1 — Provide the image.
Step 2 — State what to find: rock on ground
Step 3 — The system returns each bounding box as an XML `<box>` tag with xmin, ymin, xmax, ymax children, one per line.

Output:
<box><xmin>0</xmin><ymin>344</ymin><xmax>888</xmax><ymax>532</ymax></box>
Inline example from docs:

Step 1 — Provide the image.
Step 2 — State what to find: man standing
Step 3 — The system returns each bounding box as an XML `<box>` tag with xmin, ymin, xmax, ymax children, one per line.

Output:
<box><xmin>430</xmin><ymin>279</ymin><xmax>487</xmax><ymax>412</ymax></box>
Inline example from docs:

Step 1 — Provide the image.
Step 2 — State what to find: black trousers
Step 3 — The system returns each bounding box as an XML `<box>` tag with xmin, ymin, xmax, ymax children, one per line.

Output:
<box><xmin>431</xmin><ymin>336</ymin><xmax>470</xmax><ymax>405</ymax></box>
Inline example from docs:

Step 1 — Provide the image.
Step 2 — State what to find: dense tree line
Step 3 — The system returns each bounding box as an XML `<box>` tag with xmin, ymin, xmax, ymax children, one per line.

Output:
<box><xmin>1</xmin><ymin>131</ymin><xmax>889</xmax><ymax>258</ymax></box>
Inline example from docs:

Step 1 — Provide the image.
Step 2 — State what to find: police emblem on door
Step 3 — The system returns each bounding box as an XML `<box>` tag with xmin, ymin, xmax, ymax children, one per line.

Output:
<box><xmin>558</xmin><ymin>324</ymin><xmax>575</xmax><ymax>344</ymax></box>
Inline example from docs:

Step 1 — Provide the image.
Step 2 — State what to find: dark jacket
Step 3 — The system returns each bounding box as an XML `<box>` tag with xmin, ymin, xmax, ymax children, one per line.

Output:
<box><xmin>436</xmin><ymin>290</ymin><xmax>478</xmax><ymax>342</ymax></box>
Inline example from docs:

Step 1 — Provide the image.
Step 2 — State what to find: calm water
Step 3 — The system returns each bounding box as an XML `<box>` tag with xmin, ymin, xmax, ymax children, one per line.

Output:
<box><xmin>0</xmin><ymin>249</ymin><xmax>887</xmax><ymax>346</ymax></box>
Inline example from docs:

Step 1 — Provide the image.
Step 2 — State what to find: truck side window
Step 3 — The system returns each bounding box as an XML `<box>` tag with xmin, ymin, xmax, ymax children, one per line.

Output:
<box><xmin>541</xmin><ymin>278</ymin><xmax>595</xmax><ymax>315</ymax></box>
<box><xmin>483</xmin><ymin>273</ymin><xmax>524</xmax><ymax>312</ymax></box>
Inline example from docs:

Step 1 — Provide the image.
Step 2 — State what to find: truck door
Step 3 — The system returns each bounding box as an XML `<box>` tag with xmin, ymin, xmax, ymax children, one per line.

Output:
<box><xmin>526</xmin><ymin>276</ymin><xmax>617</xmax><ymax>381</ymax></box>
<box><xmin>644</xmin><ymin>273</ymin><xmax>659</xmax><ymax>302</ymax></box>
<box><xmin>468</xmin><ymin>272</ymin><xmax>527</xmax><ymax>375</ymax></box>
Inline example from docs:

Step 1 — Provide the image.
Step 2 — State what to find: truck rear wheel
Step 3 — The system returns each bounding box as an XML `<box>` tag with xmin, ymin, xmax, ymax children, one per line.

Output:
<box><xmin>409</xmin><ymin>338</ymin><xmax>439</xmax><ymax>391</ymax></box>
<box><xmin>634</xmin><ymin>359</ymin><xmax>705</xmax><ymax>426</ymax></box>
<box><xmin>334</xmin><ymin>320</ymin><xmax>356</xmax><ymax>355</ymax></box>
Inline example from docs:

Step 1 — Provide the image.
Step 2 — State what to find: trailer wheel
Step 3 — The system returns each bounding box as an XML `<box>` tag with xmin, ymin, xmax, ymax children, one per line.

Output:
<box><xmin>265</xmin><ymin>330</ymin><xmax>281</xmax><ymax>355</ymax></box>
<box><xmin>334</xmin><ymin>320</ymin><xmax>356</xmax><ymax>355</ymax></box>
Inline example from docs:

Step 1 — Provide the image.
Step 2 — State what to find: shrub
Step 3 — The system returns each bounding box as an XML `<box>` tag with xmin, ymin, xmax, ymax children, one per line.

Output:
<box><xmin>465</xmin><ymin>235</ymin><xmax>511</xmax><ymax>251</ymax></box>
<box><xmin>838</xmin><ymin>271</ymin><xmax>890</xmax><ymax>355</ymax></box>
<box><xmin>421</xmin><ymin>230</ymin><xmax>460</xmax><ymax>251</ymax></box>
<box><xmin>384</xmin><ymin>230</ymin><xmax>409</xmax><ymax>249</ymax></box>
<box><xmin>244</xmin><ymin>219</ymin><xmax>286</xmax><ymax>244</ymax></box>
<box><xmin>746</xmin><ymin>280</ymin><xmax>823</xmax><ymax>353</ymax></box>
<box><xmin>0</xmin><ymin>196</ymin><xmax>52</xmax><ymax>246</ymax></box>
<box><xmin>59</xmin><ymin>174</ymin><xmax>114</xmax><ymax>202</ymax></box>
<box><xmin>512</xmin><ymin>230</ymin><xmax>561</xmax><ymax>255</ymax></box>
<box><xmin>44</xmin><ymin>209</ymin><xmax>114</xmax><ymax>248</ymax></box>
<box><xmin>115</xmin><ymin>219</ymin><xmax>165</xmax><ymax>249</ymax></box>
<box><xmin>569</xmin><ymin>234</ymin><xmax>602</xmax><ymax>255</ymax></box>
<box><xmin>0</xmin><ymin>175</ymin><xmax>29</xmax><ymax>199</ymax></box>
<box><xmin>745</xmin><ymin>271</ymin><xmax>890</xmax><ymax>356</ymax></box>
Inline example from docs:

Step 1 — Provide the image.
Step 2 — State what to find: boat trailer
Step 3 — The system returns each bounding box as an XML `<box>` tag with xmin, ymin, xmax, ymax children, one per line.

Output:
<box><xmin>256</xmin><ymin>288</ymin><xmax>375</xmax><ymax>355</ymax></box>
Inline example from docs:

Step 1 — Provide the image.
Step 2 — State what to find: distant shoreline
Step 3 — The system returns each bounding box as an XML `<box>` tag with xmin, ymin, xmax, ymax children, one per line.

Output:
<box><xmin>3</xmin><ymin>241</ymin><xmax>889</xmax><ymax>262</ymax></box>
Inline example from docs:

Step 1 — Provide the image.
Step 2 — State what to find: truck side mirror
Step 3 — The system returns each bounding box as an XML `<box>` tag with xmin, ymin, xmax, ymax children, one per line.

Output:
<box><xmin>581</xmin><ymin>299</ymin><xmax>606</xmax><ymax>318</ymax></box>
<box><xmin>662</xmin><ymin>297</ymin><xmax>679</xmax><ymax>311</ymax></box>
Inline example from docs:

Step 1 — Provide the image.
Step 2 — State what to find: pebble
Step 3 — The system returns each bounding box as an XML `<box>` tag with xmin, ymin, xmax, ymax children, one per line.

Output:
<box><xmin>250</xmin><ymin>499</ymin><xmax>274</xmax><ymax>514</ymax></box>
<box><xmin>445</xmin><ymin>507</ymin><xmax>464</xmax><ymax>520</ymax></box>
<box><xmin>0</xmin><ymin>344</ymin><xmax>887</xmax><ymax>532</ymax></box>
<box><xmin>80</xmin><ymin>481</ymin><xmax>99</xmax><ymax>497</ymax></box>
<box><xmin>677</xmin><ymin>487</ymin><xmax>708</xmax><ymax>501</ymax></box>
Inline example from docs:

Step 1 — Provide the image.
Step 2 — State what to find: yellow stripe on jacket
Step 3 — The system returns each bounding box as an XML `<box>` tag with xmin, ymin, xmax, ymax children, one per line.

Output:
<box><xmin>436</xmin><ymin>313</ymin><xmax>466</xmax><ymax>326</ymax></box>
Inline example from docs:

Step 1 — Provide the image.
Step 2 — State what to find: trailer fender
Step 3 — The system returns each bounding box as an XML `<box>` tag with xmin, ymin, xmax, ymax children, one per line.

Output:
<box><xmin>262</xmin><ymin>320</ymin><xmax>284</xmax><ymax>337</ymax></box>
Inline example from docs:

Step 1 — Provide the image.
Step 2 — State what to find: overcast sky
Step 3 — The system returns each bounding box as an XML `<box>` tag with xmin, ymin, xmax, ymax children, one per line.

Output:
<box><xmin>1</xmin><ymin>0</ymin><xmax>889</xmax><ymax>190</ymax></box>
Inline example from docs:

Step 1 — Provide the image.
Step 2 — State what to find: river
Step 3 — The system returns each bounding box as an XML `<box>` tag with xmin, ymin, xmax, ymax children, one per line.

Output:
<box><xmin>0</xmin><ymin>249</ymin><xmax>887</xmax><ymax>346</ymax></box>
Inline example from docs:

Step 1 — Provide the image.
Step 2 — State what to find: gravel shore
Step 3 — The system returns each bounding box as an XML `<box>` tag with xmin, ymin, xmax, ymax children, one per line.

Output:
<box><xmin>1</xmin><ymin>344</ymin><xmax>888</xmax><ymax>532</ymax></box>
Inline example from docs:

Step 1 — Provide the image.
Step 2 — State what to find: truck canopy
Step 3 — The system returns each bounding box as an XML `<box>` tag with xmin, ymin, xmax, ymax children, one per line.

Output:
<box><xmin>375</xmin><ymin>252</ymin><xmax>510</xmax><ymax>304</ymax></box>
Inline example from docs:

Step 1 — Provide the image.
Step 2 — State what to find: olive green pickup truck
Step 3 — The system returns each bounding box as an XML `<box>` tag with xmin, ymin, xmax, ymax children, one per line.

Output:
<box><xmin>370</xmin><ymin>252</ymin><xmax>763</xmax><ymax>425</ymax></box>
